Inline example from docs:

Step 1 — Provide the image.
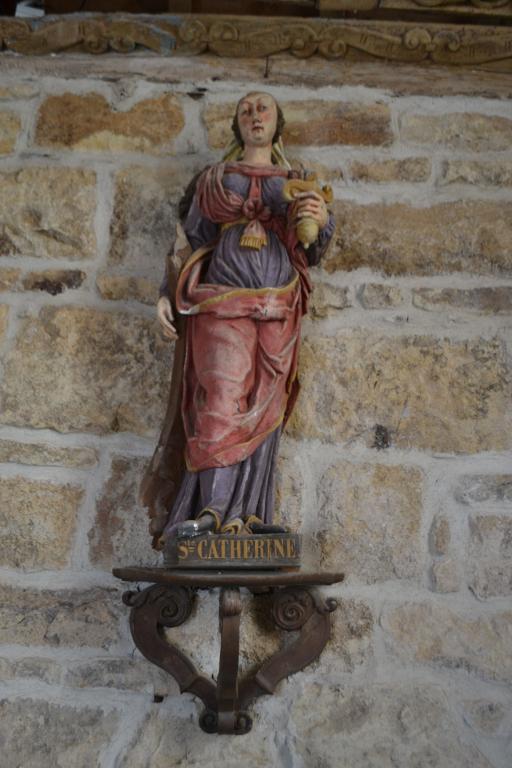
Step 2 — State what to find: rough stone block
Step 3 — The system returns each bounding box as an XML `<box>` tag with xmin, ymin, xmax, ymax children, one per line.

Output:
<box><xmin>288</xmin><ymin>155</ymin><xmax>345</xmax><ymax>182</ymax></box>
<box><xmin>468</xmin><ymin>562</ymin><xmax>512</xmax><ymax>600</ymax></box>
<box><xmin>163</xmin><ymin>588</ymin><xmax>220</xmax><ymax>679</ymax></box>
<box><xmin>239</xmin><ymin>592</ymin><xmax>281</xmax><ymax>674</ymax></box>
<box><xmin>429</xmin><ymin>515</ymin><xmax>451</xmax><ymax>556</ymax></box>
<box><xmin>289</xmin><ymin>331</ymin><xmax>511</xmax><ymax>454</ymax></box>
<box><xmin>289</xmin><ymin>682</ymin><xmax>493</xmax><ymax>768</ymax></box>
<box><xmin>324</xmin><ymin>200</ymin><xmax>512</xmax><ymax>276</ymax></box>
<box><xmin>430</xmin><ymin>558</ymin><xmax>460</xmax><ymax>593</ymax></box>
<box><xmin>0</xmin><ymin>304</ymin><xmax>8</xmax><ymax>340</ymax></box>
<box><xmin>0</xmin><ymin>111</ymin><xmax>20</xmax><ymax>154</ymax></box>
<box><xmin>0</xmin><ymin>656</ymin><xmax>61</xmax><ymax>685</ymax></box>
<box><xmin>413</xmin><ymin>287</ymin><xmax>512</xmax><ymax>314</ymax></box>
<box><xmin>314</xmin><ymin>461</ymin><xmax>423</xmax><ymax>583</ymax></box>
<box><xmin>0</xmin><ymin>476</ymin><xmax>83</xmax><ymax>569</ymax></box>
<box><xmin>0</xmin><ymin>306</ymin><xmax>171</xmax><ymax>436</ymax></box>
<box><xmin>400</xmin><ymin>112</ymin><xmax>512</xmax><ymax>151</ymax></box>
<box><xmin>357</xmin><ymin>283</ymin><xmax>402</xmax><ymax>309</ymax></box>
<box><xmin>117</xmin><ymin>697</ymin><xmax>281</xmax><ymax>768</ymax></box>
<box><xmin>108</xmin><ymin>165</ymin><xmax>188</xmax><ymax>273</ymax></box>
<box><xmin>381</xmin><ymin>602</ymin><xmax>512</xmax><ymax>683</ymax></box>
<box><xmin>0</xmin><ymin>268</ymin><xmax>20</xmax><ymax>291</ymax></box>
<box><xmin>0</xmin><ymin>698</ymin><xmax>118</xmax><ymax>768</ymax></box>
<box><xmin>283</xmin><ymin>101</ymin><xmax>393</xmax><ymax>147</ymax></box>
<box><xmin>65</xmin><ymin>657</ymin><xmax>176</xmax><ymax>696</ymax></box>
<box><xmin>350</xmin><ymin>157</ymin><xmax>431</xmax><ymax>183</ymax></box>
<box><xmin>454</xmin><ymin>475</ymin><xmax>512</xmax><ymax>506</ymax></box>
<box><xmin>309</xmin><ymin>281</ymin><xmax>351</xmax><ymax>318</ymax></box>
<box><xmin>89</xmin><ymin>455</ymin><xmax>159</xmax><ymax>569</ymax></box>
<box><xmin>440</xmin><ymin>159</ymin><xmax>512</xmax><ymax>187</ymax></box>
<box><xmin>323</xmin><ymin>599</ymin><xmax>374</xmax><ymax>673</ymax></box>
<box><xmin>0</xmin><ymin>84</ymin><xmax>38</xmax><ymax>100</ymax></box>
<box><xmin>0</xmin><ymin>167</ymin><xmax>96</xmax><ymax>260</ymax></box>
<box><xmin>0</xmin><ymin>439</ymin><xmax>98</xmax><ymax>468</ymax></box>
<box><xmin>274</xmin><ymin>452</ymin><xmax>306</xmax><ymax>533</ymax></box>
<box><xmin>462</xmin><ymin>699</ymin><xmax>507</xmax><ymax>736</ymax></box>
<box><xmin>0</xmin><ymin>585</ymin><xmax>122</xmax><ymax>649</ymax></box>
<box><xmin>204</xmin><ymin>100</ymin><xmax>393</xmax><ymax>149</ymax></box>
<box><xmin>468</xmin><ymin>515</ymin><xmax>512</xmax><ymax>598</ymax></box>
<box><xmin>35</xmin><ymin>93</ymin><xmax>185</xmax><ymax>154</ymax></box>
<box><xmin>96</xmin><ymin>273</ymin><xmax>159</xmax><ymax>305</ymax></box>
<box><xmin>22</xmin><ymin>269</ymin><xmax>86</xmax><ymax>295</ymax></box>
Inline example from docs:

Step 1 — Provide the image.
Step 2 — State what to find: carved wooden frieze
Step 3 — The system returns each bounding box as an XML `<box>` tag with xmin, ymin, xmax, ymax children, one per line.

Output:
<box><xmin>0</xmin><ymin>14</ymin><xmax>511</xmax><ymax>69</ymax></box>
<box><xmin>319</xmin><ymin>0</ymin><xmax>512</xmax><ymax>15</ymax></box>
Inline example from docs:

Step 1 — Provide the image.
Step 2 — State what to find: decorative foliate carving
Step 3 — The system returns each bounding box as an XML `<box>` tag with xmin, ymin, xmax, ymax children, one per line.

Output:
<box><xmin>175</xmin><ymin>17</ymin><xmax>512</xmax><ymax>67</ymax></box>
<box><xmin>411</xmin><ymin>0</ymin><xmax>510</xmax><ymax>7</ymax></box>
<box><xmin>0</xmin><ymin>18</ymin><xmax>174</xmax><ymax>56</ymax></box>
<box><xmin>1</xmin><ymin>15</ymin><xmax>510</xmax><ymax>69</ymax></box>
<box><xmin>319</xmin><ymin>0</ymin><xmax>512</xmax><ymax>10</ymax></box>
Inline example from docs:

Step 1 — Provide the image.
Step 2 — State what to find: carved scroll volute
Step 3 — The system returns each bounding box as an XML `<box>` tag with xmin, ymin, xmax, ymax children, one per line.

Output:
<box><xmin>123</xmin><ymin>583</ymin><xmax>193</xmax><ymax>626</ymax></box>
<box><xmin>123</xmin><ymin>585</ymin><xmax>217</xmax><ymax>714</ymax></box>
<box><xmin>272</xmin><ymin>586</ymin><xmax>316</xmax><ymax>630</ymax></box>
<box><xmin>238</xmin><ymin>587</ymin><xmax>337</xmax><ymax>711</ymax></box>
<box><xmin>177</xmin><ymin>18</ymin><xmax>209</xmax><ymax>54</ymax></box>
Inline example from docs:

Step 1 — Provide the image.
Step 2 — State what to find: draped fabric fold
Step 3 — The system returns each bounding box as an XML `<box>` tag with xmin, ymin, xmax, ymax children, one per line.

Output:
<box><xmin>176</xmin><ymin>245</ymin><xmax>302</xmax><ymax>472</ymax></box>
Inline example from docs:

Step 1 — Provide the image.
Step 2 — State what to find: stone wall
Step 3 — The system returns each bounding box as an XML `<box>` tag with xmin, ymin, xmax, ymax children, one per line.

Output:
<box><xmin>0</xmin><ymin>52</ymin><xmax>511</xmax><ymax>767</ymax></box>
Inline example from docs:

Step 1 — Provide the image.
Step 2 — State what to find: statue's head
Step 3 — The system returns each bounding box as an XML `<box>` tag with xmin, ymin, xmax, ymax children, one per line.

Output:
<box><xmin>231</xmin><ymin>92</ymin><xmax>285</xmax><ymax>150</ymax></box>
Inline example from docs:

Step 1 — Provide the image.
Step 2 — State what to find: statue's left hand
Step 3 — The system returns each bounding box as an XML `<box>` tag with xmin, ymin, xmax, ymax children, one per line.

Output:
<box><xmin>157</xmin><ymin>296</ymin><xmax>178</xmax><ymax>341</ymax></box>
<box><xmin>293</xmin><ymin>191</ymin><xmax>329</xmax><ymax>230</ymax></box>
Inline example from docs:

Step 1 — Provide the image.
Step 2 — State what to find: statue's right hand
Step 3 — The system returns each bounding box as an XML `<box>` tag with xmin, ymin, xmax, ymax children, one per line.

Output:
<box><xmin>157</xmin><ymin>296</ymin><xmax>178</xmax><ymax>341</ymax></box>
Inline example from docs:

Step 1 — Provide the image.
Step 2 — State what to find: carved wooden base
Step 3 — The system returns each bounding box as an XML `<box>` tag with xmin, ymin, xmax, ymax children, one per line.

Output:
<box><xmin>115</xmin><ymin>568</ymin><xmax>344</xmax><ymax>735</ymax></box>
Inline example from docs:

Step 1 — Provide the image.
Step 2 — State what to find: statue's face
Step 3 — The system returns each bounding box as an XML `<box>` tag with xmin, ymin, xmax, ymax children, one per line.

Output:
<box><xmin>236</xmin><ymin>93</ymin><xmax>278</xmax><ymax>149</ymax></box>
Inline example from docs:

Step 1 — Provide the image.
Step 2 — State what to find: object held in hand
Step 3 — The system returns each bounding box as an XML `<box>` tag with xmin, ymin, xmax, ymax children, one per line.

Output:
<box><xmin>282</xmin><ymin>177</ymin><xmax>333</xmax><ymax>249</ymax></box>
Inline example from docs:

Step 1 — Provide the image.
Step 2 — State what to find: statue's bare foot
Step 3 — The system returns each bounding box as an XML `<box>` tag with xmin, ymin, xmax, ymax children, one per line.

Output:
<box><xmin>175</xmin><ymin>512</ymin><xmax>217</xmax><ymax>539</ymax></box>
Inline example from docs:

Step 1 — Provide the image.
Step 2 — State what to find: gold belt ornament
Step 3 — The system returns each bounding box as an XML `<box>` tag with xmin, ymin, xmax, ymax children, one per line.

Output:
<box><xmin>221</xmin><ymin>217</ymin><xmax>249</xmax><ymax>232</ymax></box>
<box><xmin>282</xmin><ymin>177</ymin><xmax>333</xmax><ymax>250</ymax></box>
<box><xmin>221</xmin><ymin>217</ymin><xmax>267</xmax><ymax>250</ymax></box>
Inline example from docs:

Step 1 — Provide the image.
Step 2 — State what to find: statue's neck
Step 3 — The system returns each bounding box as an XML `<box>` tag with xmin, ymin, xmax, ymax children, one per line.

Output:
<box><xmin>240</xmin><ymin>145</ymin><xmax>272</xmax><ymax>166</ymax></box>
<box><xmin>224</xmin><ymin>161</ymin><xmax>288</xmax><ymax>178</ymax></box>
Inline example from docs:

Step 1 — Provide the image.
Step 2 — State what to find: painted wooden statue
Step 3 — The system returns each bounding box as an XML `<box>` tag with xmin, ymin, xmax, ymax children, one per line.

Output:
<box><xmin>140</xmin><ymin>92</ymin><xmax>335</xmax><ymax>552</ymax></box>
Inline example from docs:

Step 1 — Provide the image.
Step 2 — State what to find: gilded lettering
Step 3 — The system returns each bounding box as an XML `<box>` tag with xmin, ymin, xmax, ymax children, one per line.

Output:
<box><xmin>177</xmin><ymin>542</ymin><xmax>189</xmax><ymax>559</ymax></box>
<box><xmin>197</xmin><ymin>539</ymin><xmax>207</xmax><ymax>559</ymax></box>
<box><xmin>230</xmin><ymin>538</ymin><xmax>242</xmax><ymax>559</ymax></box>
<box><xmin>273</xmin><ymin>538</ymin><xmax>285</xmax><ymax>558</ymax></box>
<box><xmin>243</xmin><ymin>539</ymin><xmax>252</xmax><ymax>559</ymax></box>
<box><xmin>209</xmin><ymin>540</ymin><xmax>219</xmax><ymax>559</ymax></box>
<box><xmin>286</xmin><ymin>538</ymin><xmax>296</xmax><ymax>558</ymax></box>
<box><xmin>254</xmin><ymin>539</ymin><xmax>265</xmax><ymax>559</ymax></box>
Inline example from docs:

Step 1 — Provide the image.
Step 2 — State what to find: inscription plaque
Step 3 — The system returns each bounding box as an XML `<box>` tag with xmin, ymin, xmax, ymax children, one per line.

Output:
<box><xmin>166</xmin><ymin>533</ymin><xmax>302</xmax><ymax>569</ymax></box>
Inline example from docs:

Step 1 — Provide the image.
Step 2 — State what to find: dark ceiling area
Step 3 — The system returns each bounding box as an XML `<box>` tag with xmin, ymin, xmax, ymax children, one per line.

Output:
<box><xmin>2</xmin><ymin>1</ymin><xmax>318</xmax><ymax>15</ymax></box>
<box><xmin>1</xmin><ymin>0</ymin><xmax>510</xmax><ymax>28</ymax></box>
